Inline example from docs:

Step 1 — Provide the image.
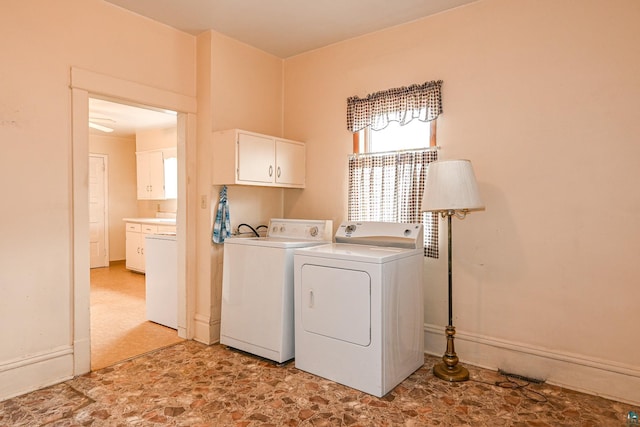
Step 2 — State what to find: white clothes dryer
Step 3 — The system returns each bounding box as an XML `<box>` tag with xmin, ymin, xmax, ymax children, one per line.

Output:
<box><xmin>294</xmin><ymin>221</ymin><xmax>424</xmax><ymax>397</ymax></box>
<box><xmin>221</xmin><ymin>218</ymin><xmax>332</xmax><ymax>363</ymax></box>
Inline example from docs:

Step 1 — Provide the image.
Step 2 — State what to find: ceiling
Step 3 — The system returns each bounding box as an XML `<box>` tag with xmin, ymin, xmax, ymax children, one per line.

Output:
<box><xmin>89</xmin><ymin>98</ymin><xmax>177</xmax><ymax>138</ymax></box>
<box><xmin>92</xmin><ymin>0</ymin><xmax>478</xmax><ymax>136</ymax></box>
<box><xmin>103</xmin><ymin>0</ymin><xmax>479</xmax><ymax>58</ymax></box>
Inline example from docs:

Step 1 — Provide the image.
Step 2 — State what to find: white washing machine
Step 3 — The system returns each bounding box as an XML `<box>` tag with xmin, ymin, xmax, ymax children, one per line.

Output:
<box><xmin>220</xmin><ymin>218</ymin><xmax>332</xmax><ymax>363</ymax></box>
<box><xmin>294</xmin><ymin>221</ymin><xmax>424</xmax><ymax>397</ymax></box>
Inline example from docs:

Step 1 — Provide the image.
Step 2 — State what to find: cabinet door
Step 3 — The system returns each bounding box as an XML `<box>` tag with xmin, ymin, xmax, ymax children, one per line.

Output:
<box><xmin>136</xmin><ymin>151</ymin><xmax>165</xmax><ymax>200</ymax></box>
<box><xmin>147</xmin><ymin>151</ymin><xmax>165</xmax><ymax>199</ymax></box>
<box><xmin>275</xmin><ymin>139</ymin><xmax>305</xmax><ymax>187</ymax></box>
<box><xmin>136</xmin><ymin>153</ymin><xmax>150</xmax><ymax>199</ymax></box>
<box><xmin>237</xmin><ymin>133</ymin><xmax>275</xmax><ymax>184</ymax></box>
<box><xmin>125</xmin><ymin>231</ymin><xmax>144</xmax><ymax>272</ymax></box>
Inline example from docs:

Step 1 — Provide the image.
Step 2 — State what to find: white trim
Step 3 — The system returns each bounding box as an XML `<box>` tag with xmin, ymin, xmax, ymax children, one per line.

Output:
<box><xmin>0</xmin><ymin>346</ymin><xmax>73</xmax><ymax>401</ymax></box>
<box><xmin>71</xmin><ymin>68</ymin><xmax>196</xmax><ymax>113</ymax></box>
<box><xmin>424</xmin><ymin>323</ymin><xmax>640</xmax><ymax>406</ymax></box>
<box><xmin>176</xmin><ymin>111</ymin><xmax>198</xmax><ymax>340</ymax></box>
<box><xmin>0</xmin><ymin>346</ymin><xmax>73</xmax><ymax>373</ymax></box>
<box><xmin>71</xmin><ymin>87</ymin><xmax>91</xmax><ymax>375</ymax></box>
<box><xmin>70</xmin><ymin>67</ymin><xmax>198</xmax><ymax>376</ymax></box>
<box><xmin>193</xmin><ymin>313</ymin><xmax>220</xmax><ymax>345</ymax></box>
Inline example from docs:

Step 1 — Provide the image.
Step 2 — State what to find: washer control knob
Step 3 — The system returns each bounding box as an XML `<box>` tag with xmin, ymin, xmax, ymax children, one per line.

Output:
<box><xmin>404</xmin><ymin>229</ymin><xmax>412</xmax><ymax>236</ymax></box>
<box><xmin>345</xmin><ymin>224</ymin><xmax>356</xmax><ymax>234</ymax></box>
<box><xmin>309</xmin><ymin>226</ymin><xmax>319</xmax><ymax>237</ymax></box>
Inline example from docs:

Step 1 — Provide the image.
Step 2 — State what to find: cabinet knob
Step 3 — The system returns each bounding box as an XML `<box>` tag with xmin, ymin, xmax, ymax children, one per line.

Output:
<box><xmin>277</xmin><ymin>166</ymin><xmax>281</xmax><ymax>178</ymax></box>
<box><xmin>269</xmin><ymin>165</ymin><xmax>273</xmax><ymax>177</ymax></box>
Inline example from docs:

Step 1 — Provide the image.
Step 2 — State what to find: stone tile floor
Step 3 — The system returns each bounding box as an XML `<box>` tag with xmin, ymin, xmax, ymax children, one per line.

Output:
<box><xmin>0</xmin><ymin>341</ymin><xmax>636</xmax><ymax>426</ymax></box>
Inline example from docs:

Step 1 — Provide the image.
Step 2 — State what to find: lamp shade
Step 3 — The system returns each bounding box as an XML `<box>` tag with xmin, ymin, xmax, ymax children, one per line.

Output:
<box><xmin>422</xmin><ymin>159</ymin><xmax>484</xmax><ymax>212</ymax></box>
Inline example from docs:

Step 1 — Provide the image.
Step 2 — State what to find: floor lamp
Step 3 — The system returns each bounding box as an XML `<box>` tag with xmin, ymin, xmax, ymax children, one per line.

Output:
<box><xmin>422</xmin><ymin>159</ymin><xmax>484</xmax><ymax>382</ymax></box>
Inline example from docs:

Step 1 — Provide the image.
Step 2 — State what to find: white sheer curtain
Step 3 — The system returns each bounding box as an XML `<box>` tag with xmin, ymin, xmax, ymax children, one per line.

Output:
<box><xmin>347</xmin><ymin>149</ymin><xmax>439</xmax><ymax>258</ymax></box>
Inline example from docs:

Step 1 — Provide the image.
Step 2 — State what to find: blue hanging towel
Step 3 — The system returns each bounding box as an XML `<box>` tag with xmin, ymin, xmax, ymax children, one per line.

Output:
<box><xmin>212</xmin><ymin>185</ymin><xmax>231</xmax><ymax>244</ymax></box>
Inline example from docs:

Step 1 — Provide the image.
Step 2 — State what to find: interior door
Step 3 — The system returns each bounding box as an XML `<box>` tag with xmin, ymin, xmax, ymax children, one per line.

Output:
<box><xmin>89</xmin><ymin>154</ymin><xmax>109</xmax><ymax>268</ymax></box>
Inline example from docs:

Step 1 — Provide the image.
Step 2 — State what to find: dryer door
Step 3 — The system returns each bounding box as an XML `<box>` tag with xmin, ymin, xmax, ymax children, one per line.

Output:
<box><xmin>299</xmin><ymin>264</ymin><xmax>371</xmax><ymax>346</ymax></box>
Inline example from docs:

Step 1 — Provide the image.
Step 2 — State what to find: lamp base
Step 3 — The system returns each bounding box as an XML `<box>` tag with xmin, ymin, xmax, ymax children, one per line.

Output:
<box><xmin>433</xmin><ymin>325</ymin><xmax>469</xmax><ymax>382</ymax></box>
<box><xmin>433</xmin><ymin>361</ymin><xmax>469</xmax><ymax>382</ymax></box>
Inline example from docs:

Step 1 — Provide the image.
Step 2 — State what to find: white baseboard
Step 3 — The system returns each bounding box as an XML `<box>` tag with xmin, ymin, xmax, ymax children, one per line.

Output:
<box><xmin>0</xmin><ymin>346</ymin><xmax>74</xmax><ymax>402</ymax></box>
<box><xmin>193</xmin><ymin>313</ymin><xmax>220</xmax><ymax>345</ymax></box>
<box><xmin>424</xmin><ymin>324</ymin><xmax>640</xmax><ymax>406</ymax></box>
<box><xmin>74</xmin><ymin>337</ymin><xmax>91</xmax><ymax>376</ymax></box>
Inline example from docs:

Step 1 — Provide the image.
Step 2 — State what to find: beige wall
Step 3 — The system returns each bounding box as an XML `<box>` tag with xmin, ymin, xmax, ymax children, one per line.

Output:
<box><xmin>194</xmin><ymin>31</ymin><xmax>286</xmax><ymax>344</ymax></box>
<box><xmin>0</xmin><ymin>0</ymin><xmax>195</xmax><ymax>399</ymax></box>
<box><xmin>210</xmin><ymin>30</ymin><xmax>286</xmax><ymax>231</ymax></box>
<box><xmin>136</xmin><ymin>127</ymin><xmax>177</xmax><ymax>152</ymax></box>
<box><xmin>283</xmin><ymin>0</ymin><xmax>640</xmax><ymax>404</ymax></box>
<box><xmin>89</xmin><ymin>134</ymin><xmax>138</xmax><ymax>261</ymax></box>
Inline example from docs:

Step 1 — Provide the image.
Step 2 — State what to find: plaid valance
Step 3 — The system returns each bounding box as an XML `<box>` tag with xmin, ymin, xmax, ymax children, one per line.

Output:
<box><xmin>346</xmin><ymin>80</ymin><xmax>443</xmax><ymax>133</ymax></box>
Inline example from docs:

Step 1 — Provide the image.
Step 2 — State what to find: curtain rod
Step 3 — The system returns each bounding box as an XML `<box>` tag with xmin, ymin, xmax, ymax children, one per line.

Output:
<box><xmin>348</xmin><ymin>146</ymin><xmax>439</xmax><ymax>159</ymax></box>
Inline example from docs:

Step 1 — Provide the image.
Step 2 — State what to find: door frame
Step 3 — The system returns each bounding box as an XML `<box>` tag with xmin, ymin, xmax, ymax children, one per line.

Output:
<box><xmin>89</xmin><ymin>153</ymin><xmax>109</xmax><ymax>268</ymax></box>
<box><xmin>71</xmin><ymin>67</ymin><xmax>197</xmax><ymax>374</ymax></box>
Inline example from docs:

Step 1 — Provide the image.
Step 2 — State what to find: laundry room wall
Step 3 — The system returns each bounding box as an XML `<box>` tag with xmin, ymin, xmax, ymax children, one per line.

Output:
<box><xmin>0</xmin><ymin>0</ymin><xmax>195</xmax><ymax>400</ymax></box>
<box><xmin>194</xmin><ymin>30</ymin><xmax>286</xmax><ymax>344</ymax></box>
<box><xmin>282</xmin><ymin>0</ymin><xmax>640</xmax><ymax>405</ymax></box>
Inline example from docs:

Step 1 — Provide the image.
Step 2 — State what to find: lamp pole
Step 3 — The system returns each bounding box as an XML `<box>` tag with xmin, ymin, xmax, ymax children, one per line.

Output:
<box><xmin>432</xmin><ymin>211</ymin><xmax>469</xmax><ymax>382</ymax></box>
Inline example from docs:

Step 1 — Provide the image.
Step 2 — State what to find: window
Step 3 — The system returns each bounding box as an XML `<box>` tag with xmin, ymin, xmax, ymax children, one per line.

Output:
<box><xmin>364</xmin><ymin>119</ymin><xmax>432</xmax><ymax>153</ymax></box>
<box><xmin>346</xmin><ymin>81</ymin><xmax>442</xmax><ymax>258</ymax></box>
<box><xmin>163</xmin><ymin>156</ymin><xmax>178</xmax><ymax>199</ymax></box>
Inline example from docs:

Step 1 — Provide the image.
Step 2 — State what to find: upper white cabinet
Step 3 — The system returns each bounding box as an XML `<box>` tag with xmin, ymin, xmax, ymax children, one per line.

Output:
<box><xmin>274</xmin><ymin>139</ymin><xmax>305</xmax><ymax>186</ymax></box>
<box><xmin>136</xmin><ymin>149</ymin><xmax>178</xmax><ymax>200</ymax></box>
<box><xmin>136</xmin><ymin>150</ymin><xmax>165</xmax><ymax>199</ymax></box>
<box><xmin>213</xmin><ymin>129</ymin><xmax>305</xmax><ymax>188</ymax></box>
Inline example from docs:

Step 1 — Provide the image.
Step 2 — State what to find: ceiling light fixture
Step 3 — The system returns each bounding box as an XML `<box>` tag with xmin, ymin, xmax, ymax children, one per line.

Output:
<box><xmin>89</xmin><ymin>121</ymin><xmax>114</xmax><ymax>133</ymax></box>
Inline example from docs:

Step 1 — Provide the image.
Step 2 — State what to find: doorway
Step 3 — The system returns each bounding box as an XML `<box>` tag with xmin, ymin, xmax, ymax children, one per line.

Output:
<box><xmin>71</xmin><ymin>67</ymin><xmax>197</xmax><ymax>375</ymax></box>
<box><xmin>88</xmin><ymin>98</ymin><xmax>182</xmax><ymax>370</ymax></box>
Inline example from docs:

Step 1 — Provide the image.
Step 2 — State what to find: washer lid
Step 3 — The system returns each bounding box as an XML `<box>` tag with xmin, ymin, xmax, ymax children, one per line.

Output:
<box><xmin>224</xmin><ymin>236</ymin><xmax>329</xmax><ymax>249</ymax></box>
<box><xmin>295</xmin><ymin>243</ymin><xmax>420</xmax><ymax>263</ymax></box>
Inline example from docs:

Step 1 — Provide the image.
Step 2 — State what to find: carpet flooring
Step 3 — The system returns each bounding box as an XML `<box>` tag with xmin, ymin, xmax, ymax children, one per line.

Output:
<box><xmin>90</xmin><ymin>261</ymin><xmax>183</xmax><ymax>370</ymax></box>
